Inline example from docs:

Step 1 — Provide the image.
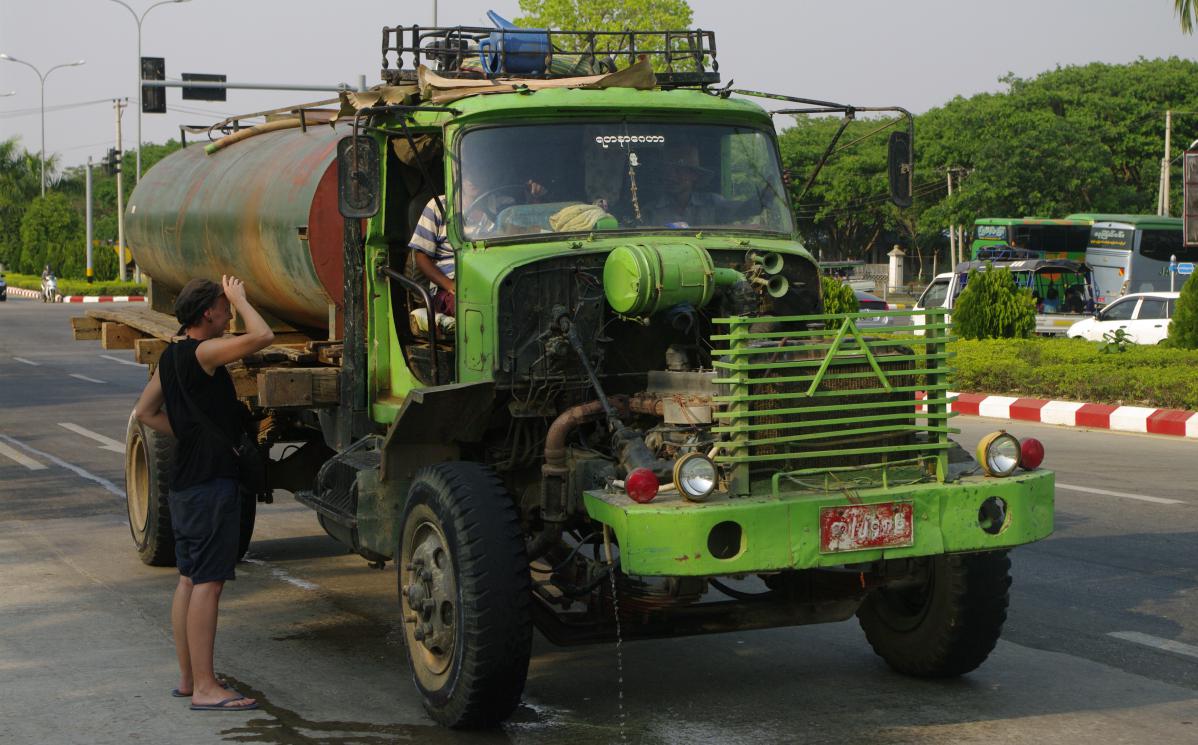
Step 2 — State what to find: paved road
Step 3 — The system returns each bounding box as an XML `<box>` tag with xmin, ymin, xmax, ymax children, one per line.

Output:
<box><xmin>1</xmin><ymin>299</ymin><xmax>1196</xmax><ymax>744</ymax></box>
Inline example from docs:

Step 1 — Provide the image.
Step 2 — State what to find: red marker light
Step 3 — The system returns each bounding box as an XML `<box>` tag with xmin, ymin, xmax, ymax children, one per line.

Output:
<box><xmin>1020</xmin><ymin>438</ymin><xmax>1044</xmax><ymax>470</ymax></box>
<box><xmin>625</xmin><ymin>468</ymin><xmax>659</xmax><ymax>503</ymax></box>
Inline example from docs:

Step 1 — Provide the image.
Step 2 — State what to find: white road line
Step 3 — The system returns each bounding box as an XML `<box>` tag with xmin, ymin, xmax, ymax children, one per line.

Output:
<box><xmin>0</xmin><ymin>440</ymin><xmax>48</xmax><ymax>470</ymax></box>
<box><xmin>1109</xmin><ymin>631</ymin><xmax>1198</xmax><ymax>661</ymax></box>
<box><xmin>0</xmin><ymin>434</ymin><xmax>122</xmax><ymax>497</ymax></box>
<box><xmin>100</xmin><ymin>354</ymin><xmax>141</xmax><ymax>367</ymax></box>
<box><xmin>1056</xmin><ymin>482</ymin><xmax>1184</xmax><ymax>505</ymax></box>
<box><xmin>69</xmin><ymin>373</ymin><xmax>107</xmax><ymax>384</ymax></box>
<box><xmin>13</xmin><ymin>357</ymin><xmax>40</xmax><ymax>366</ymax></box>
<box><xmin>242</xmin><ymin>558</ymin><xmax>320</xmax><ymax>591</ymax></box>
<box><xmin>58</xmin><ymin>422</ymin><xmax>125</xmax><ymax>453</ymax></box>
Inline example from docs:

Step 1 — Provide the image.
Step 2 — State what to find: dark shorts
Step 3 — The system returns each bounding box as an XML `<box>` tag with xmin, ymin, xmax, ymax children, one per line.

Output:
<box><xmin>169</xmin><ymin>477</ymin><xmax>240</xmax><ymax>584</ymax></box>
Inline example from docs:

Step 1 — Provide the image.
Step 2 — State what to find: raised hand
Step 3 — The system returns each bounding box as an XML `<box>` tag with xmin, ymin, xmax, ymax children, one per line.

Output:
<box><xmin>222</xmin><ymin>275</ymin><xmax>247</xmax><ymax>306</ymax></box>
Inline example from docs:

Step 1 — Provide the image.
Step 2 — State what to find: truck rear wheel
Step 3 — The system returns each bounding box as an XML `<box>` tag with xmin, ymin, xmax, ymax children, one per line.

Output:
<box><xmin>125</xmin><ymin>414</ymin><xmax>176</xmax><ymax>567</ymax></box>
<box><xmin>398</xmin><ymin>462</ymin><xmax>532</xmax><ymax>728</ymax></box>
<box><xmin>238</xmin><ymin>492</ymin><xmax>256</xmax><ymax>560</ymax></box>
<box><xmin>857</xmin><ymin>551</ymin><xmax>1011</xmax><ymax>677</ymax></box>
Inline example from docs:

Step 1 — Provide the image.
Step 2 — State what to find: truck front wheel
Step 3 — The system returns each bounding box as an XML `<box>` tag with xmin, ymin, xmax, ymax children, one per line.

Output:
<box><xmin>125</xmin><ymin>414</ymin><xmax>176</xmax><ymax>567</ymax></box>
<box><xmin>857</xmin><ymin>551</ymin><xmax>1011</xmax><ymax>677</ymax></box>
<box><xmin>398</xmin><ymin>462</ymin><xmax>532</xmax><ymax>728</ymax></box>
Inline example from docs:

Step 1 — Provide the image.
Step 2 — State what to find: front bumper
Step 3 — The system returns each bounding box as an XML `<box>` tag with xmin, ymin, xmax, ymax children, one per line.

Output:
<box><xmin>583</xmin><ymin>469</ymin><xmax>1054</xmax><ymax>576</ymax></box>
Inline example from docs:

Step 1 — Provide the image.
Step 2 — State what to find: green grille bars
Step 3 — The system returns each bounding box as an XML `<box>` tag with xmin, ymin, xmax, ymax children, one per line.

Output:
<box><xmin>710</xmin><ymin>309</ymin><xmax>956</xmax><ymax>496</ymax></box>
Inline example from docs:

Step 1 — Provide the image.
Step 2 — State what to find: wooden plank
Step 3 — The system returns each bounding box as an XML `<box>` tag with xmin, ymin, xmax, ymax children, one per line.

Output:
<box><xmin>87</xmin><ymin>305</ymin><xmax>180</xmax><ymax>341</ymax></box>
<box><xmin>71</xmin><ymin>316</ymin><xmax>102</xmax><ymax>341</ymax></box>
<box><xmin>256</xmin><ymin>368</ymin><xmax>340</xmax><ymax>408</ymax></box>
<box><xmin>101</xmin><ymin>322</ymin><xmax>143</xmax><ymax>350</ymax></box>
<box><xmin>228</xmin><ymin>364</ymin><xmax>259</xmax><ymax>400</ymax></box>
<box><xmin>82</xmin><ymin>305</ymin><xmax>320</xmax><ymax>361</ymax></box>
<box><xmin>134</xmin><ymin>338</ymin><xmax>168</xmax><ymax>366</ymax></box>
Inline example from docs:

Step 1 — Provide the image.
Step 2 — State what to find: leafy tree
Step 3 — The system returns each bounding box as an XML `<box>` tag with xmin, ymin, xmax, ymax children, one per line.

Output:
<box><xmin>819</xmin><ymin>274</ymin><xmax>859</xmax><ymax>328</ymax></box>
<box><xmin>952</xmin><ymin>264</ymin><xmax>1036</xmax><ymax>340</ymax></box>
<box><xmin>0</xmin><ymin>137</ymin><xmax>41</xmax><ymax>272</ymax></box>
<box><xmin>18</xmin><ymin>194</ymin><xmax>81</xmax><ymax>275</ymax></box>
<box><xmin>515</xmin><ymin>0</ymin><xmax>693</xmax><ymax>33</ymax></box>
<box><xmin>1178</xmin><ymin>0</ymin><xmax>1196</xmax><ymax>33</ymax></box>
<box><xmin>1167</xmin><ymin>275</ymin><xmax>1198</xmax><ymax>348</ymax></box>
<box><xmin>514</xmin><ymin>0</ymin><xmax>695</xmax><ymax>67</ymax></box>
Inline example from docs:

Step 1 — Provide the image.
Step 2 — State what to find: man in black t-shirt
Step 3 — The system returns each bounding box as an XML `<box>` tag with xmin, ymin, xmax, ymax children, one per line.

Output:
<box><xmin>133</xmin><ymin>275</ymin><xmax>274</xmax><ymax>712</ymax></box>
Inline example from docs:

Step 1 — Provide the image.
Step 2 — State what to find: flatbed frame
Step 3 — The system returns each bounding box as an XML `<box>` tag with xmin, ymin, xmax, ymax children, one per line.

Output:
<box><xmin>70</xmin><ymin>304</ymin><xmax>341</xmax><ymax>409</ymax></box>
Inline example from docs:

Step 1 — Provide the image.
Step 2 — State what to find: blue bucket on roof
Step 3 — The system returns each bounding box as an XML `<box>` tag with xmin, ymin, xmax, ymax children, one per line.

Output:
<box><xmin>479</xmin><ymin>10</ymin><xmax>549</xmax><ymax>75</ymax></box>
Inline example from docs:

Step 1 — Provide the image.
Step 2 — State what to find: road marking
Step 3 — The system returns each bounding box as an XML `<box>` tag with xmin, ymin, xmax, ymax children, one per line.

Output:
<box><xmin>242</xmin><ymin>558</ymin><xmax>320</xmax><ymax>591</ymax></box>
<box><xmin>69</xmin><ymin>373</ymin><xmax>107</xmax><ymax>384</ymax></box>
<box><xmin>1109</xmin><ymin>631</ymin><xmax>1198</xmax><ymax>661</ymax></box>
<box><xmin>100</xmin><ymin>354</ymin><xmax>141</xmax><ymax>367</ymax></box>
<box><xmin>0</xmin><ymin>435</ymin><xmax>122</xmax><ymax>496</ymax></box>
<box><xmin>13</xmin><ymin>357</ymin><xmax>40</xmax><ymax>366</ymax></box>
<box><xmin>1056</xmin><ymin>482</ymin><xmax>1184</xmax><ymax>505</ymax></box>
<box><xmin>0</xmin><ymin>440</ymin><xmax>47</xmax><ymax>470</ymax></box>
<box><xmin>58</xmin><ymin>422</ymin><xmax>125</xmax><ymax>453</ymax></box>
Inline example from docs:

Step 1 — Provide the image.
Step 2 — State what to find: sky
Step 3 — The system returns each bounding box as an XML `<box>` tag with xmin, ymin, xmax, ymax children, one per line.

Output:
<box><xmin>1</xmin><ymin>0</ymin><xmax>1196</xmax><ymax>173</ymax></box>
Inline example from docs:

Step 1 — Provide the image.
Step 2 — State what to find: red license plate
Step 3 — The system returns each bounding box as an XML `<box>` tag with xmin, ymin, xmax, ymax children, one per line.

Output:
<box><xmin>819</xmin><ymin>502</ymin><xmax>914</xmax><ymax>553</ymax></box>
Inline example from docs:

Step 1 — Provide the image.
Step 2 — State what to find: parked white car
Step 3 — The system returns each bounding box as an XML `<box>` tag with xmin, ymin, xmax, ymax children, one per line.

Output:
<box><xmin>1066</xmin><ymin>291</ymin><xmax>1179</xmax><ymax>345</ymax></box>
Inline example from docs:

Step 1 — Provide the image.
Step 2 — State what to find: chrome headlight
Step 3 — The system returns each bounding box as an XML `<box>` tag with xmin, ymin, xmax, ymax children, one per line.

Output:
<box><xmin>976</xmin><ymin>431</ymin><xmax>1021</xmax><ymax>477</ymax></box>
<box><xmin>673</xmin><ymin>452</ymin><xmax>718</xmax><ymax>502</ymax></box>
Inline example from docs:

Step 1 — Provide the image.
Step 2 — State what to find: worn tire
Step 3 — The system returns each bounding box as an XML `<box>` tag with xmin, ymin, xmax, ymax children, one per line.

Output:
<box><xmin>857</xmin><ymin>551</ymin><xmax>1011</xmax><ymax>677</ymax></box>
<box><xmin>398</xmin><ymin>462</ymin><xmax>532</xmax><ymax>729</ymax></box>
<box><xmin>238</xmin><ymin>491</ymin><xmax>256</xmax><ymax>560</ymax></box>
<box><xmin>124</xmin><ymin>413</ymin><xmax>176</xmax><ymax>567</ymax></box>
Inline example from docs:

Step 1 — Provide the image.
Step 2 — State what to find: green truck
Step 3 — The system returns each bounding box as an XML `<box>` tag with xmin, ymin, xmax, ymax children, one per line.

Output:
<box><xmin>72</xmin><ymin>22</ymin><xmax>1054</xmax><ymax>729</ymax></box>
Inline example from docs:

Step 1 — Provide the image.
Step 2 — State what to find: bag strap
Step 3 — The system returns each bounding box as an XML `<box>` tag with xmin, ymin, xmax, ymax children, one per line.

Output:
<box><xmin>169</xmin><ymin>341</ymin><xmax>240</xmax><ymax>453</ymax></box>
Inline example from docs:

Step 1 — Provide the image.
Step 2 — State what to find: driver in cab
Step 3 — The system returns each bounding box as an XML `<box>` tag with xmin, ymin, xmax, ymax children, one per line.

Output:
<box><xmin>409</xmin><ymin>176</ymin><xmax>546</xmax><ymax>316</ymax></box>
<box><xmin>644</xmin><ymin>143</ymin><xmax>768</xmax><ymax>228</ymax></box>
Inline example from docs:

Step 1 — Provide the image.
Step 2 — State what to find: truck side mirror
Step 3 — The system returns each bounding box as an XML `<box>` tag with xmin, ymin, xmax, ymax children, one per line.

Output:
<box><xmin>888</xmin><ymin>130</ymin><xmax>913</xmax><ymax>209</ymax></box>
<box><xmin>337</xmin><ymin>135</ymin><xmax>381</xmax><ymax>219</ymax></box>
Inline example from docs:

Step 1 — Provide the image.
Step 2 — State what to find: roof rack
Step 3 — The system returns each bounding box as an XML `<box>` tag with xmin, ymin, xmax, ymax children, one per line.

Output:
<box><xmin>975</xmin><ymin>246</ymin><xmax>1042</xmax><ymax>261</ymax></box>
<box><xmin>380</xmin><ymin>25</ymin><xmax>718</xmax><ymax>87</ymax></box>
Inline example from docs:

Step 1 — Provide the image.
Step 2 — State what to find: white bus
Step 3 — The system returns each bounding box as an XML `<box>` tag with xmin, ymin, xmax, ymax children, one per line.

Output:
<box><xmin>1084</xmin><ymin>216</ymin><xmax>1193</xmax><ymax>305</ymax></box>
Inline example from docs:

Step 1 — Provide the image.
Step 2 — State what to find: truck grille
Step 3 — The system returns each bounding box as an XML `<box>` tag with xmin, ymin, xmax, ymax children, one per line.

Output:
<box><xmin>711</xmin><ymin>309</ymin><xmax>955</xmax><ymax>495</ymax></box>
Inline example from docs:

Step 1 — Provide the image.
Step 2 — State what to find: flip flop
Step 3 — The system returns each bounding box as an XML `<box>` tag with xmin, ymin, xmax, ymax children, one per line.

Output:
<box><xmin>190</xmin><ymin>695</ymin><xmax>259</xmax><ymax>712</ymax></box>
<box><xmin>172</xmin><ymin>683</ymin><xmax>233</xmax><ymax>698</ymax></box>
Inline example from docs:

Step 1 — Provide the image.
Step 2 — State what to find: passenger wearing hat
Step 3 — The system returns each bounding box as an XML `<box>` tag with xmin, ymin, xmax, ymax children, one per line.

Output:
<box><xmin>132</xmin><ymin>275</ymin><xmax>274</xmax><ymax>712</ymax></box>
<box><xmin>645</xmin><ymin>143</ymin><xmax>768</xmax><ymax>227</ymax></box>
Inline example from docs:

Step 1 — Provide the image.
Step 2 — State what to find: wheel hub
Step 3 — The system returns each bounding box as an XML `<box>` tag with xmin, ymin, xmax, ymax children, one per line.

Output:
<box><xmin>401</xmin><ymin>521</ymin><xmax>456</xmax><ymax>675</ymax></box>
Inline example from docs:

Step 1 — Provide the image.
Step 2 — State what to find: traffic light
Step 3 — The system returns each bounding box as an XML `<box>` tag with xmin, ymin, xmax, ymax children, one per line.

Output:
<box><xmin>103</xmin><ymin>148</ymin><xmax>121</xmax><ymax>176</ymax></box>
<box><xmin>141</xmin><ymin>56</ymin><xmax>165</xmax><ymax>114</ymax></box>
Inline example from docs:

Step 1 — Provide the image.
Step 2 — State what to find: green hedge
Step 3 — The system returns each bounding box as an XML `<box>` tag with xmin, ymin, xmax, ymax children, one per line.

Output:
<box><xmin>953</xmin><ymin>337</ymin><xmax>1198</xmax><ymax>410</ymax></box>
<box><xmin>3</xmin><ymin>272</ymin><xmax>146</xmax><ymax>296</ymax></box>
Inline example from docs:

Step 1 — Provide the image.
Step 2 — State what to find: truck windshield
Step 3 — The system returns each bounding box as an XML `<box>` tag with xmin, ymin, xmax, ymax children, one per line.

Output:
<box><xmin>456</xmin><ymin>122</ymin><xmax>794</xmax><ymax>240</ymax></box>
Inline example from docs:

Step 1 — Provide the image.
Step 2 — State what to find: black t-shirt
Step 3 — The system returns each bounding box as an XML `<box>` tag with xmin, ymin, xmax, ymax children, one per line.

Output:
<box><xmin>159</xmin><ymin>338</ymin><xmax>246</xmax><ymax>491</ymax></box>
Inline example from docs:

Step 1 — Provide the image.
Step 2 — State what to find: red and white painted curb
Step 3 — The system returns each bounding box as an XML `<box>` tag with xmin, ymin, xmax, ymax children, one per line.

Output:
<box><xmin>61</xmin><ymin>295</ymin><xmax>145</xmax><ymax>303</ymax></box>
<box><xmin>918</xmin><ymin>392</ymin><xmax>1198</xmax><ymax>439</ymax></box>
<box><xmin>4</xmin><ymin>287</ymin><xmax>144</xmax><ymax>302</ymax></box>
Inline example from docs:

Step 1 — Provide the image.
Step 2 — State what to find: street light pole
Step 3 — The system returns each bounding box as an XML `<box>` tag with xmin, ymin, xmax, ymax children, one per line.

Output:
<box><xmin>107</xmin><ymin>0</ymin><xmax>191</xmax><ymax>182</ymax></box>
<box><xmin>0</xmin><ymin>54</ymin><xmax>85</xmax><ymax>197</ymax></box>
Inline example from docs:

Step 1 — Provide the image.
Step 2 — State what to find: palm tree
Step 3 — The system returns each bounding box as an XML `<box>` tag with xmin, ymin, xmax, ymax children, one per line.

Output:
<box><xmin>1178</xmin><ymin>0</ymin><xmax>1196</xmax><ymax>33</ymax></box>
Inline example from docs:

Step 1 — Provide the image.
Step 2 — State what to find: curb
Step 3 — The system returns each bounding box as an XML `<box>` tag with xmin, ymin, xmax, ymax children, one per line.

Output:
<box><xmin>61</xmin><ymin>295</ymin><xmax>146</xmax><ymax>303</ymax></box>
<box><xmin>918</xmin><ymin>392</ymin><xmax>1198</xmax><ymax>439</ymax></box>
<box><xmin>3</xmin><ymin>287</ymin><xmax>144</xmax><ymax>302</ymax></box>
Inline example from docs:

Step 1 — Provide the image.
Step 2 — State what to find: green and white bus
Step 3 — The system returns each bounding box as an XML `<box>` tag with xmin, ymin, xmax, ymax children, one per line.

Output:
<box><xmin>970</xmin><ymin>217</ymin><xmax>1091</xmax><ymax>261</ymax></box>
<box><xmin>1083</xmin><ymin>215</ymin><xmax>1195</xmax><ymax>305</ymax></box>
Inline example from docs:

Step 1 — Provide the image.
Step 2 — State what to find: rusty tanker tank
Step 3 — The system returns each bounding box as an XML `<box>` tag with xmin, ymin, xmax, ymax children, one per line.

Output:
<box><xmin>126</xmin><ymin>123</ymin><xmax>349</xmax><ymax>330</ymax></box>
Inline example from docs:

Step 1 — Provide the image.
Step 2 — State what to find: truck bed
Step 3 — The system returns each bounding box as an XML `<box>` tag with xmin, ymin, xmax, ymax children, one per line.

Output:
<box><xmin>70</xmin><ymin>304</ymin><xmax>341</xmax><ymax>408</ymax></box>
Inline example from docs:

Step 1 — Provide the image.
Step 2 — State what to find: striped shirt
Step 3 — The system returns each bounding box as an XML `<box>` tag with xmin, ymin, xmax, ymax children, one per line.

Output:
<box><xmin>408</xmin><ymin>197</ymin><xmax>454</xmax><ymax>287</ymax></box>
